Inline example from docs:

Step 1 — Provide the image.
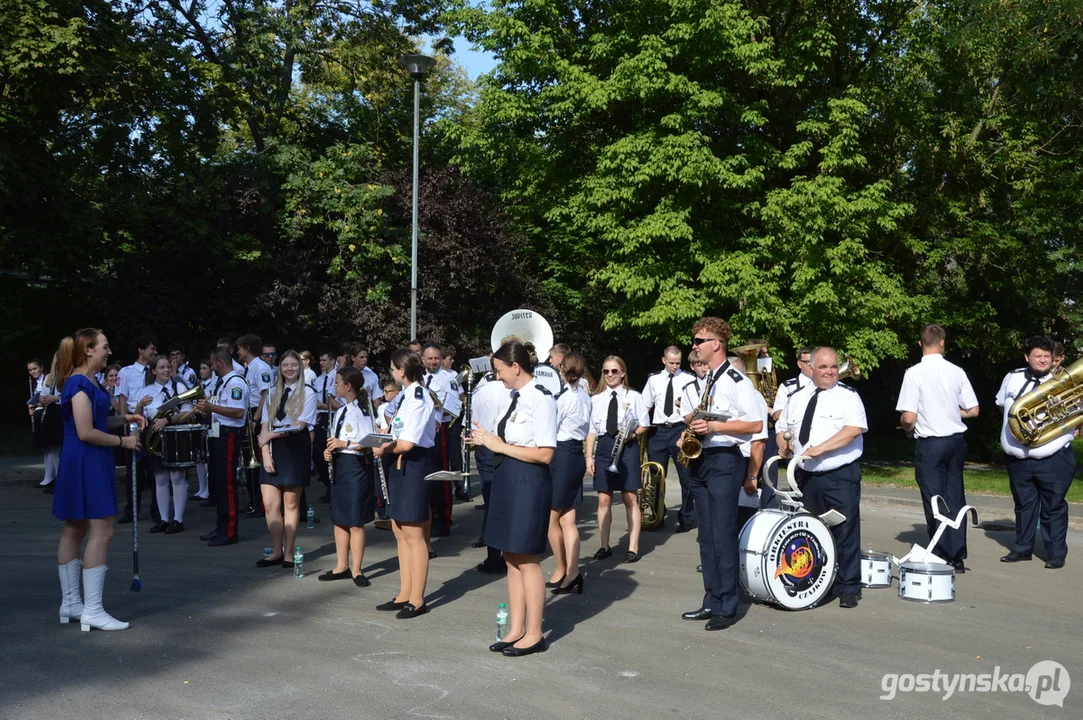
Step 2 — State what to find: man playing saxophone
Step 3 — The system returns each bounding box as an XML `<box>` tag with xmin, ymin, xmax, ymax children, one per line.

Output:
<box><xmin>996</xmin><ymin>335</ymin><xmax>1076</xmax><ymax>569</ymax></box>
<box><xmin>677</xmin><ymin>317</ymin><xmax>763</xmax><ymax>631</ymax></box>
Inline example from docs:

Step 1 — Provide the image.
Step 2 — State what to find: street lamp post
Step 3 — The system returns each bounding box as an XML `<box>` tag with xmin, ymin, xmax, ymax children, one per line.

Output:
<box><xmin>400</xmin><ymin>53</ymin><xmax>436</xmax><ymax>341</ymax></box>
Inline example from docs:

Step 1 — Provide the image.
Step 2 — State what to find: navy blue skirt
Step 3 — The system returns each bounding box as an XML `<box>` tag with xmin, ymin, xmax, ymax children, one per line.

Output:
<box><xmin>485</xmin><ymin>456</ymin><xmax>552</xmax><ymax>555</ymax></box>
<box><xmin>593</xmin><ymin>435</ymin><xmax>642</xmax><ymax>493</ymax></box>
<box><xmin>331</xmin><ymin>453</ymin><xmax>375</xmax><ymax>527</ymax></box>
<box><xmin>387</xmin><ymin>445</ymin><xmax>437</xmax><ymax>523</ymax></box>
<box><xmin>260</xmin><ymin>430</ymin><xmax>311</xmax><ymax>488</ymax></box>
<box><xmin>550</xmin><ymin>440</ymin><xmax>585</xmax><ymax>509</ymax></box>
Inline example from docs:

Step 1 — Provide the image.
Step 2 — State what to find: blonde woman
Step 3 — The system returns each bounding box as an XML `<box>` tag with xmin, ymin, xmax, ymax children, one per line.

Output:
<box><xmin>255</xmin><ymin>350</ymin><xmax>317</xmax><ymax>568</ymax></box>
<box><xmin>586</xmin><ymin>356</ymin><xmax>649</xmax><ymax>563</ymax></box>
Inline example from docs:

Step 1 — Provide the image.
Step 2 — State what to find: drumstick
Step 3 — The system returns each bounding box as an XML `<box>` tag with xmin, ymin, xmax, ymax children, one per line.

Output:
<box><xmin>128</xmin><ymin>422</ymin><xmax>142</xmax><ymax>592</ymax></box>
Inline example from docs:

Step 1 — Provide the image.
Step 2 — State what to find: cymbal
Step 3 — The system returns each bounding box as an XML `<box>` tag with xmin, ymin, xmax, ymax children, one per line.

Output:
<box><xmin>730</xmin><ymin>343</ymin><xmax>767</xmax><ymax>355</ymax></box>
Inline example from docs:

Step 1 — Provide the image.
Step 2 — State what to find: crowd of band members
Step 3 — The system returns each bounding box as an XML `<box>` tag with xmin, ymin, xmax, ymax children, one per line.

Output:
<box><xmin>32</xmin><ymin>319</ymin><xmax>1077</xmax><ymax>643</ymax></box>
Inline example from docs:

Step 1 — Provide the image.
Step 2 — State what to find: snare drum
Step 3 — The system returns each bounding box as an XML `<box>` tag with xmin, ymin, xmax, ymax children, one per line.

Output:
<box><xmin>860</xmin><ymin>550</ymin><xmax>894</xmax><ymax>588</ymax></box>
<box><xmin>898</xmin><ymin>562</ymin><xmax>955</xmax><ymax>603</ymax></box>
<box><xmin>739</xmin><ymin>509</ymin><xmax>837</xmax><ymax>610</ymax></box>
<box><xmin>161</xmin><ymin>424</ymin><xmax>209</xmax><ymax>468</ymax></box>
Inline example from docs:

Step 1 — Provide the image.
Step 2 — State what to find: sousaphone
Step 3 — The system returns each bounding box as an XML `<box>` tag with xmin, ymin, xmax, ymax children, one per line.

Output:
<box><xmin>490</xmin><ymin>309</ymin><xmax>554</xmax><ymax>360</ymax></box>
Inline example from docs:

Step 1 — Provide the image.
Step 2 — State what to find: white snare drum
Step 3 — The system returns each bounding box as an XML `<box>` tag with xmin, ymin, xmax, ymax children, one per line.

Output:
<box><xmin>161</xmin><ymin>424</ymin><xmax>209</xmax><ymax>468</ymax></box>
<box><xmin>861</xmin><ymin>550</ymin><xmax>894</xmax><ymax>588</ymax></box>
<box><xmin>739</xmin><ymin>509</ymin><xmax>837</xmax><ymax>610</ymax></box>
<box><xmin>898</xmin><ymin>562</ymin><xmax>955</xmax><ymax>603</ymax></box>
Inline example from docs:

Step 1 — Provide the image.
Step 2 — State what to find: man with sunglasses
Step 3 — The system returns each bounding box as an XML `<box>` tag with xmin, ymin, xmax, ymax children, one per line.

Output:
<box><xmin>771</xmin><ymin>346</ymin><xmax>814</xmax><ymax>423</ymax></box>
<box><xmin>679</xmin><ymin>317</ymin><xmax>764</xmax><ymax>631</ymax></box>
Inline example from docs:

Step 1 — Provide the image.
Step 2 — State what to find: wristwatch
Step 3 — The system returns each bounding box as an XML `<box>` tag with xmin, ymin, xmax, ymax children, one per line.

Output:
<box><xmin>745</xmin><ymin>474</ymin><xmax>759</xmax><ymax>481</ymax></box>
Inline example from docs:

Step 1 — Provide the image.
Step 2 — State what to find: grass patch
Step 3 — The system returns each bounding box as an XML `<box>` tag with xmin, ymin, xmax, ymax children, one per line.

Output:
<box><xmin>863</xmin><ymin>464</ymin><xmax>1083</xmax><ymax>504</ymax></box>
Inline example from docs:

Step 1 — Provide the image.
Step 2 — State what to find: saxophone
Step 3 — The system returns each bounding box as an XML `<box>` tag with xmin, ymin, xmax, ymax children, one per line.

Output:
<box><xmin>1008</xmin><ymin>357</ymin><xmax>1083</xmax><ymax>446</ymax></box>
<box><xmin>638</xmin><ymin>441</ymin><xmax>667</xmax><ymax>530</ymax></box>
<box><xmin>676</xmin><ymin>371</ymin><xmax>716</xmax><ymax>466</ymax></box>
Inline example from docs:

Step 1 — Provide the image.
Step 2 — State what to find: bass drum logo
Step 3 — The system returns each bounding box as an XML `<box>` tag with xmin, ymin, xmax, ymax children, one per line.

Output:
<box><xmin>766</xmin><ymin>515</ymin><xmax>836</xmax><ymax>610</ymax></box>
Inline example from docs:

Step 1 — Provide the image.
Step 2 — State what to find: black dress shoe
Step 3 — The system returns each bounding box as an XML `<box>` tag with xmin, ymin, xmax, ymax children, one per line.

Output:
<box><xmin>454</xmin><ymin>491</ymin><xmax>471</xmax><ymax>503</ymax></box>
<box><xmin>257</xmin><ymin>556</ymin><xmax>285</xmax><ymax>568</ymax></box>
<box><xmin>317</xmin><ymin>568</ymin><xmax>349</xmax><ymax>580</ymax></box>
<box><xmin>552</xmin><ymin>574</ymin><xmax>584</xmax><ymax>595</ymax></box>
<box><xmin>1045</xmin><ymin>558</ymin><xmax>1065</xmax><ymax>569</ymax></box>
<box><xmin>163</xmin><ymin>520</ymin><xmax>184</xmax><ymax>535</ymax></box>
<box><xmin>198</xmin><ymin>499</ymin><xmax>216</xmax><ymax>507</ymax></box>
<box><xmin>682</xmin><ymin>608</ymin><xmax>712</xmax><ymax>621</ymax></box>
<box><xmin>705</xmin><ymin>614</ymin><xmax>735</xmax><ymax>631</ymax></box>
<box><xmin>428</xmin><ymin>550</ymin><xmax>438</xmax><ymax>559</ymax></box>
<box><xmin>593</xmin><ymin>547</ymin><xmax>612</xmax><ymax>560</ymax></box>
<box><xmin>951</xmin><ymin>559</ymin><xmax>966</xmax><ymax>574</ymax></box>
<box><xmin>476</xmin><ymin>559</ymin><xmax>507</xmax><ymax>574</ymax></box>
<box><xmin>1001</xmin><ymin>551</ymin><xmax>1033</xmax><ymax>563</ymax></box>
<box><xmin>502</xmin><ymin>637</ymin><xmax>547</xmax><ymax>657</ymax></box>
<box><xmin>470</xmin><ymin>536</ymin><xmax>487</xmax><ymax>549</ymax></box>
<box><xmin>208</xmin><ymin>536</ymin><xmax>237</xmax><ymax>547</ymax></box>
<box><xmin>282</xmin><ymin>561</ymin><xmax>294</xmax><ymax>569</ymax></box>
<box><xmin>353</xmin><ymin>574</ymin><xmax>371</xmax><ymax>587</ymax></box>
<box><xmin>148</xmin><ymin>521</ymin><xmax>169</xmax><ymax>534</ymax></box>
<box><xmin>544</xmin><ymin>575</ymin><xmax>565</xmax><ymax>589</ymax></box>
<box><xmin>489</xmin><ymin>636</ymin><xmax>524</xmax><ymax>652</ymax></box>
<box><xmin>838</xmin><ymin>593</ymin><xmax>860</xmax><ymax>609</ymax></box>
<box><xmin>395</xmin><ymin>603</ymin><xmax>430</xmax><ymax>619</ymax></box>
<box><xmin>675</xmin><ymin>525</ymin><xmax>692</xmax><ymax>534</ymax></box>
<box><xmin>42</xmin><ymin>485</ymin><xmax>54</xmax><ymax>495</ymax></box>
<box><xmin>199</xmin><ymin>530</ymin><xmax>220</xmax><ymax>541</ymax></box>
<box><xmin>117</xmin><ymin>511</ymin><xmax>134</xmax><ymax>524</ymax></box>
<box><xmin>624</xmin><ymin>551</ymin><xmax>640</xmax><ymax>563</ymax></box>
<box><xmin>474</xmin><ymin>503</ymin><xmax>487</xmax><ymax>510</ymax></box>
<box><xmin>376</xmin><ymin>599</ymin><xmax>409</xmax><ymax>612</ymax></box>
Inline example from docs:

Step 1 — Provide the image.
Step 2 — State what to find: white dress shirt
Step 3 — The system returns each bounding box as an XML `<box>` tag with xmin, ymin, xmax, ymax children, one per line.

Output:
<box><xmin>361</xmin><ymin>366</ymin><xmax>384</xmax><ymax>401</ymax></box>
<box><xmin>210</xmin><ymin>371</ymin><xmax>249</xmax><ymax>428</ymax></box>
<box><xmin>245</xmin><ymin>357</ymin><xmax>274</xmax><ymax>410</ymax></box>
<box><xmin>472</xmin><ymin>376</ymin><xmax>512</xmax><ymax>433</ymax></box>
<box><xmin>679</xmin><ymin>361</ymin><xmax>763</xmax><ymax>448</ymax></box>
<box><xmin>134</xmin><ymin>379</ymin><xmax>192</xmax><ymax>420</ymax></box>
<box><xmin>772</xmin><ymin>373</ymin><xmax>811</xmax><ymax>415</ymax></box>
<box><xmin>391</xmin><ymin>382</ymin><xmax>436</xmax><ymax>448</ymax></box>
<box><xmin>895</xmin><ymin>354</ymin><xmax>979</xmax><ymax>438</ymax></box>
<box><xmin>555</xmin><ymin>384</ymin><xmax>592</xmax><ymax>442</ymax></box>
<box><xmin>996</xmin><ymin>368</ymin><xmax>1074</xmax><ymax>459</ymax></box>
<box><xmin>642</xmin><ymin>368</ymin><xmax>690</xmax><ymax>425</ymax></box>
<box><xmin>115</xmin><ymin>362</ymin><xmax>151</xmax><ymax>412</ymax></box>
<box><xmin>588</xmin><ymin>386</ymin><xmax>649</xmax><ymax>436</ymax></box>
<box><xmin>330</xmin><ymin>400</ymin><xmax>374</xmax><ymax>455</ymax></box>
<box><xmin>781</xmin><ymin>383</ymin><xmax>867</xmax><ymax>473</ymax></box>
<box><xmin>502</xmin><ymin>380</ymin><xmax>557</xmax><ymax>448</ymax></box>
<box><xmin>263</xmin><ymin>381</ymin><xmax>318</xmax><ymax>430</ymax></box>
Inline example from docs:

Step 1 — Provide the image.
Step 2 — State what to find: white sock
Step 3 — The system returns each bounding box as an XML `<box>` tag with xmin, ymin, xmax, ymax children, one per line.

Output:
<box><xmin>41</xmin><ymin>449</ymin><xmax>60</xmax><ymax>485</ymax></box>
<box><xmin>171</xmin><ymin>471</ymin><xmax>188</xmax><ymax>523</ymax></box>
<box><xmin>196</xmin><ymin>463</ymin><xmax>209</xmax><ymax>497</ymax></box>
<box><xmin>155</xmin><ymin>471</ymin><xmax>172</xmax><ymax>522</ymax></box>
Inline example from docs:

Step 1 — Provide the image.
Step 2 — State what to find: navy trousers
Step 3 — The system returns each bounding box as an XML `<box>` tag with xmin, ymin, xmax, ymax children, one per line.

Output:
<box><xmin>1006</xmin><ymin>445</ymin><xmax>1076</xmax><ymax>560</ymax></box>
<box><xmin>796</xmin><ymin>462</ymin><xmax>862</xmax><ymax>595</ymax></box>
<box><xmin>690</xmin><ymin>447</ymin><xmax>746</xmax><ymax>618</ymax></box>
<box><xmin>647</xmin><ymin>424</ymin><xmax>694</xmax><ymax>528</ymax></box>
<box><xmin>914</xmin><ymin>433</ymin><xmax>968</xmax><ymax>562</ymax></box>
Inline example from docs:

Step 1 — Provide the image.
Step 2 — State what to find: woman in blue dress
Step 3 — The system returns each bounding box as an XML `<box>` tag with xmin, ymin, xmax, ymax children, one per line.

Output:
<box><xmin>53</xmin><ymin>329</ymin><xmax>146</xmax><ymax>632</ymax></box>
<box><xmin>468</xmin><ymin>342</ymin><xmax>557</xmax><ymax>657</ymax></box>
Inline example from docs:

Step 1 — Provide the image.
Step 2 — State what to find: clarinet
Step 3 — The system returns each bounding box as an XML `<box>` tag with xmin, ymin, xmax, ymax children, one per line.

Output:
<box><xmin>459</xmin><ymin>366</ymin><xmax>474</xmax><ymax>494</ymax></box>
<box><xmin>365</xmin><ymin>394</ymin><xmax>390</xmax><ymax>505</ymax></box>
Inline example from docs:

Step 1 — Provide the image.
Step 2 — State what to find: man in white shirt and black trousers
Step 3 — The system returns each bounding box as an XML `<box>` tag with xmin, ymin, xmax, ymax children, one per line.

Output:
<box><xmin>777</xmin><ymin>346</ymin><xmax>868</xmax><ymax>609</ymax></box>
<box><xmin>896</xmin><ymin>324</ymin><xmax>980</xmax><ymax>572</ymax></box>
<box><xmin>679</xmin><ymin>317</ymin><xmax>764</xmax><ymax>631</ymax></box>
<box><xmin>642</xmin><ymin>345</ymin><xmax>695</xmax><ymax>532</ymax></box>
<box><xmin>996</xmin><ymin>335</ymin><xmax>1075</xmax><ymax>569</ymax></box>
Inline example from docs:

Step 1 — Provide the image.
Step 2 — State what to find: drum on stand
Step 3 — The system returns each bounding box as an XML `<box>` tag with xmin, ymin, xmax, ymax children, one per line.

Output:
<box><xmin>160</xmin><ymin>424</ymin><xmax>209</xmax><ymax>468</ymax></box>
<box><xmin>739</xmin><ymin>509</ymin><xmax>838</xmax><ymax>610</ymax></box>
<box><xmin>860</xmin><ymin>550</ymin><xmax>894</xmax><ymax>588</ymax></box>
<box><xmin>898</xmin><ymin>562</ymin><xmax>954</xmax><ymax>603</ymax></box>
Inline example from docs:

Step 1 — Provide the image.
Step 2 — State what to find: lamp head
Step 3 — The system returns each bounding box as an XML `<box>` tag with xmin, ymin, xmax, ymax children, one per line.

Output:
<box><xmin>400</xmin><ymin>54</ymin><xmax>436</xmax><ymax>80</ymax></box>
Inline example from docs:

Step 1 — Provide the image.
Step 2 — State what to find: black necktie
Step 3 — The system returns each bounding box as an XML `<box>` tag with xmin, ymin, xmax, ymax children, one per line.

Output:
<box><xmin>497</xmin><ymin>391</ymin><xmax>519</xmax><ymax>441</ymax></box>
<box><xmin>334</xmin><ymin>404</ymin><xmax>347</xmax><ymax>438</ymax></box>
<box><xmin>607</xmin><ymin>391</ymin><xmax>619</xmax><ymax>436</ymax></box>
<box><xmin>275</xmin><ymin>387</ymin><xmax>291</xmax><ymax>421</ymax></box>
<box><xmin>1020</xmin><ymin>369</ymin><xmax>1042</xmax><ymax>396</ymax></box>
<box><xmin>425</xmin><ymin>374</ymin><xmax>432</xmax><ymax>388</ymax></box>
<box><xmin>162</xmin><ymin>386</ymin><xmax>170</xmax><ymax>399</ymax></box>
<box><xmin>214</xmin><ymin>377</ymin><xmax>224</xmax><ymax>395</ymax></box>
<box><xmin>798</xmin><ymin>388</ymin><xmax>824</xmax><ymax>446</ymax></box>
<box><xmin>663</xmin><ymin>374</ymin><xmax>674</xmax><ymax>416</ymax></box>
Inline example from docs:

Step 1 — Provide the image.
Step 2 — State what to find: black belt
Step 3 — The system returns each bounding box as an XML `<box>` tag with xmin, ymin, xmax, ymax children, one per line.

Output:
<box><xmin>702</xmin><ymin>445</ymin><xmax>740</xmax><ymax>455</ymax></box>
<box><xmin>217</xmin><ymin>426</ymin><xmax>243</xmax><ymax>434</ymax></box>
<box><xmin>654</xmin><ymin>422</ymin><xmax>684</xmax><ymax>429</ymax></box>
<box><xmin>915</xmin><ymin>432</ymin><xmax>964</xmax><ymax>441</ymax></box>
<box><xmin>801</xmin><ymin>459</ymin><xmax>857</xmax><ymax>476</ymax></box>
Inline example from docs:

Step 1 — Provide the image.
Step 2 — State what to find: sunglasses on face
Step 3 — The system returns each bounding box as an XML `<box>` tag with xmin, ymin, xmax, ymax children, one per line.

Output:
<box><xmin>264</xmin><ymin>352</ymin><xmax>277</xmax><ymax>358</ymax></box>
<box><xmin>602</xmin><ymin>369</ymin><xmax>621</xmax><ymax>375</ymax></box>
<box><xmin>692</xmin><ymin>337</ymin><xmax>718</xmax><ymax>346</ymax></box>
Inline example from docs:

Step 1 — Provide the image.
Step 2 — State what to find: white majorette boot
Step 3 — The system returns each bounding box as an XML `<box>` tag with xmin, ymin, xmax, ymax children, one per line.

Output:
<box><xmin>58</xmin><ymin>558</ymin><xmax>84</xmax><ymax>624</ymax></box>
<box><xmin>79</xmin><ymin>565</ymin><xmax>130</xmax><ymax>632</ymax></box>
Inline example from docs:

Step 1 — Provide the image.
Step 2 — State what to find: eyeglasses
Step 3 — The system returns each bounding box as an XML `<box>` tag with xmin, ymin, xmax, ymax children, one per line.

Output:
<box><xmin>601</xmin><ymin>369</ymin><xmax>621</xmax><ymax>375</ymax></box>
<box><xmin>692</xmin><ymin>337</ymin><xmax>718</xmax><ymax>346</ymax></box>
<box><xmin>264</xmin><ymin>352</ymin><xmax>277</xmax><ymax>358</ymax></box>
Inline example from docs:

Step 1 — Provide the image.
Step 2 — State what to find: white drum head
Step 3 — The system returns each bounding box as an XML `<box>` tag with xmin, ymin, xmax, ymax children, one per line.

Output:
<box><xmin>753</xmin><ymin>512</ymin><xmax>838</xmax><ymax>610</ymax></box>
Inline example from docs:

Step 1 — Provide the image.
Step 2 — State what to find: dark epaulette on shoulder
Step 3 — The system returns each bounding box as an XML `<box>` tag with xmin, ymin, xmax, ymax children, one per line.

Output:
<box><xmin>305</xmin><ymin>383</ymin><xmax>317</xmax><ymax>393</ymax></box>
<box><xmin>837</xmin><ymin>382</ymin><xmax>857</xmax><ymax>392</ymax></box>
<box><xmin>727</xmin><ymin>368</ymin><xmax>745</xmax><ymax>383</ymax></box>
<box><xmin>1009</xmin><ymin>367</ymin><xmax>1027</xmax><ymax>374</ymax></box>
<box><xmin>535</xmin><ymin>384</ymin><xmax>553</xmax><ymax>396</ymax></box>
<box><xmin>414</xmin><ymin>386</ymin><xmax>424</xmax><ymax>399</ymax></box>
<box><xmin>650</xmin><ymin>369</ymin><xmax>664</xmax><ymax>377</ymax></box>
<box><xmin>485</xmin><ymin>371</ymin><xmax>495</xmax><ymax>381</ymax></box>
<box><xmin>555</xmin><ymin>387</ymin><xmax>567</xmax><ymax>399</ymax></box>
<box><xmin>782</xmin><ymin>377</ymin><xmax>799</xmax><ymax>387</ymax></box>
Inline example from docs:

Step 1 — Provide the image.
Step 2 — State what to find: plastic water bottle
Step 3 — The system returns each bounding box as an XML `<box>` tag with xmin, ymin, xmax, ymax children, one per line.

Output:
<box><xmin>294</xmin><ymin>546</ymin><xmax>304</xmax><ymax>578</ymax></box>
<box><xmin>306</xmin><ymin>504</ymin><xmax>315</xmax><ymax>529</ymax></box>
<box><xmin>496</xmin><ymin>603</ymin><xmax>509</xmax><ymax>641</ymax></box>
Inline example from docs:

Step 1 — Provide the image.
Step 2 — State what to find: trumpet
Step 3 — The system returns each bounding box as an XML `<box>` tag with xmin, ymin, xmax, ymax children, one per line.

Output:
<box><xmin>607</xmin><ymin>403</ymin><xmax>636</xmax><ymax>473</ymax></box>
<box><xmin>677</xmin><ymin>371</ymin><xmax>716</xmax><ymax>466</ymax></box>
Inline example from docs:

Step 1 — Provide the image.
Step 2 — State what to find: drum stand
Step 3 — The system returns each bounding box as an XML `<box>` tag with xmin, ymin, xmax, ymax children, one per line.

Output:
<box><xmin>762</xmin><ymin>455</ymin><xmax>847</xmax><ymax>528</ymax></box>
<box><xmin>894</xmin><ymin>496</ymin><xmax>979</xmax><ymax>566</ymax></box>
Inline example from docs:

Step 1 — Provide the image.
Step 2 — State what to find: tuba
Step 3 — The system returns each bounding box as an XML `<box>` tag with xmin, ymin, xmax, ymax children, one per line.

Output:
<box><xmin>638</xmin><ymin>441</ymin><xmax>667</xmax><ymax>530</ymax></box>
<box><xmin>1008</xmin><ymin>357</ymin><xmax>1083</xmax><ymax>446</ymax></box>
<box><xmin>677</xmin><ymin>371</ymin><xmax>716</xmax><ymax>466</ymax></box>
<box><xmin>490</xmin><ymin>308</ymin><xmax>554</xmax><ymax>360</ymax></box>
<box><xmin>146</xmin><ymin>383</ymin><xmax>205</xmax><ymax>456</ymax></box>
<box><xmin>838</xmin><ymin>355</ymin><xmax>862</xmax><ymax>381</ymax></box>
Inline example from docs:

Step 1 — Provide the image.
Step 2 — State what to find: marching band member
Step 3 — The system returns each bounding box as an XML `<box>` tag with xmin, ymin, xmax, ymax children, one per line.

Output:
<box><xmin>312</xmin><ymin>350</ymin><xmax>339</xmax><ymax>503</ymax></box>
<box><xmin>435</xmin><ymin>348</ymin><xmax>469</xmax><ymax>502</ymax></box>
<box><xmin>52</xmin><ymin>329</ymin><xmax>145</xmax><ymax>631</ymax></box>
<box><xmin>441</xmin><ymin>345</ymin><xmax>456</xmax><ymax>372</ymax></box>
<box><xmin>115</xmin><ymin>336</ymin><xmax>159</xmax><ymax>525</ymax></box>
<box><xmin>382</xmin><ymin>383</ymin><xmax>400</xmax><ymax>409</ymax></box>
<box><xmin>351</xmin><ymin>346</ymin><xmax>384</xmax><ymax>407</ymax></box>
<box><xmin>642</xmin><ymin>346</ymin><xmax>695</xmax><ymax>532</ymax></box>
<box><xmin>468</xmin><ymin>341</ymin><xmax>556</xmax><ymax>656</ymax></box>
<box><xmin>996</xmin><ymin>335</ymin><xmax>1075</xmax><ymax>569</ymax></box>
<box><xmin>237</xmin><ymin>334</ymin><xmax>273</xmax><ymax>516</ymax></box>
<box><xmin>255</xmin><ymin>350</ymin><xmax>317</xmax><ymax>568</ymax></box>
<box><xmin>320</xmin><ymin>366</ymin><xmax>376</xmax><ymax>586</ymax></box>
<box><xmin>548</xmin><ymin>352</ymin><xmax>590</xmax><ymax>593</ymax></box>
<box><xmin>678</xmin><ymin>317</ymin><xmax>763</xmax><ymax>630</ymax></box>
<box><xmin>532</xmin><ymin>344</ymin><xmax>565</xmax><ymax>395</ymax></box>
<box><xmin>193</xmin><ymin>357</ymin><xmax>214</xmax><ymax>502</ymax></box>
<box><xmin>195</xmin><ymin>348</ymin><xmax>249</xmax><ymax>546</ymax></box>
<box><xmin>422</xmin><ymin>343</ymin><xmax>456</xmax><ymax>535</ymax></box>
<box><xmin>262</xmin><ymin>343</ymin><xmax>279</xmax><ymax>385</ymax></box>
<box><xmin>586</xmin><ymin>356</ymin><xmax>649</xmax><ymax>562</ymax></box>
<box><xmin>896</xmin><ymin>324</ymin><xmax>980</xmax><ymax>572</ymax></box>
<box><xmin>216</xmin><ymin>336</ymin><xmax>246</xmax><ymax>375</ymax></box>
<box><xmin>771</xmin><ymin>346</ymin><xmax>813</xmax><ymax>422</ymax></box>
<box><xmin>300</xmin><ymin>350</ymin><xmax>317</xmax><ymax>385</ymax></box>
<box><xmin>470</xmin><ymin>367</ymin><xmax>510</xmax><ymax>574</ymax></box>
<box><xmin>134</xmin><ymin>355</ymin><xmax>193</xmax><ymax>535</ymax></box>
<box><xmin>374</xmin><ymin>349</ymin><xmax>438</xmax><ymax>618</ymax></box>
<box><xmin>777</xmin><ymin>347</ymin><xmax>867</xmax><ymax>608</ymax></box>
<box><xmin>29</xmin><ymin>355</ymin><xmax>62</xmax><ymax>491</ymax></box>
<box><xmin>168</xmin><ymin>343</ymin><xmax>198</xmax><ymax>388</ymax></box>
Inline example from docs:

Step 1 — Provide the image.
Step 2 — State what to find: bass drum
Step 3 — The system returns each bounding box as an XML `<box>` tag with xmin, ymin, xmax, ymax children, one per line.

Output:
<box><xmin>739</xmin><ymin>509</ymin><xmax>838</xmax><ymax>610</ymax></box>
